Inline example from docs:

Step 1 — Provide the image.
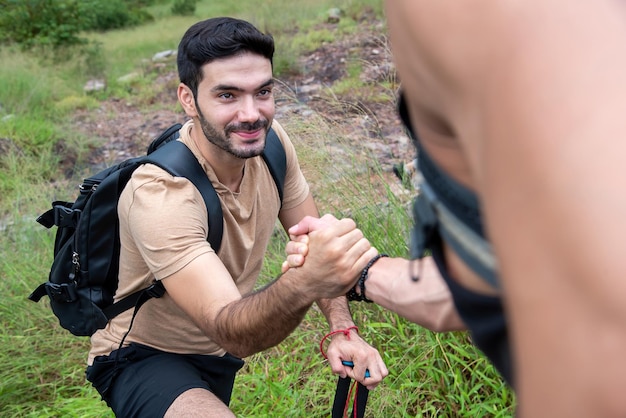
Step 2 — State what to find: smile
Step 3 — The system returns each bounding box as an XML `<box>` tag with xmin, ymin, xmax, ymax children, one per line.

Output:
<box><xmin>232</xmin><ymin>129</ymin><xmax>264</xmax><ymax>141</ymax></box>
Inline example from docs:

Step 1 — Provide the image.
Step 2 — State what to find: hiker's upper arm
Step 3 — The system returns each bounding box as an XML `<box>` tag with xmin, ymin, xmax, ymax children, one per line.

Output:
<box><xmin>160</xmin><ymin>252</ymin><xmax>242</xmax><ymax>338</ymax></box>
<box><xmin>123</xmin><ymin>169</ymin><xmax>241</xmax><ymax>338</ymax></box>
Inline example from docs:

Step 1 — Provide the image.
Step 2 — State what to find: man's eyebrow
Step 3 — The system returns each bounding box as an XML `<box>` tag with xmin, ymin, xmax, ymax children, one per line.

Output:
<box><xmin>211</xmin><ymin>78</ymin><xmax>275</xmax><ymax>93</ymax></box>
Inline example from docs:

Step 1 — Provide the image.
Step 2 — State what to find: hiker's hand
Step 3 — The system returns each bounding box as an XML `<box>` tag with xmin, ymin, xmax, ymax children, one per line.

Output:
<box><xmin>281</xmin><ymin>214</ymin><xmax>340</xmax><ymax>273</ymax></box>
<box><xmin>289</xmin><ymin>213</ymin><xmax>339</xmax><ymax>236</ymax></box>
<box><xmin>281</xmin><ymin>234</ymin><xmax>309</xmax><ymax>273</ymax></box>
<box><xmin>291</xmin><ymin>218</ymin><xmax>378</xmax><ymax>299</ymax></box>
<box><xmin>326</xmin><ymin>329</ymin><xmax>388</xmax><ymax>389</ymax></box>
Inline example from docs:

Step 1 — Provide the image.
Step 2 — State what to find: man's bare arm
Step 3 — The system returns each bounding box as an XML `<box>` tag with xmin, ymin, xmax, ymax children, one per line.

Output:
<box><xmin>287</xmin><ymin>217</ymin><xmax>465</xmax><ymax>332</ymax></box>
<box><xmin>163</xmin><ymin>218</ymin><xmax>374</xmax><ymax>358</ymax></box>
<box><xmin>366</xmin><ymin>257</ymin><xmax>465</xmax><ymax>332</ymax></box>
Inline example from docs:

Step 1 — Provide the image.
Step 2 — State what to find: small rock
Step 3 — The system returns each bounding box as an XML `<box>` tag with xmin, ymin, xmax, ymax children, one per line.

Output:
<box><xmin>328</xmin><ymin>8</ymin><xmax>342</xmax><ymax>23</ymax></box>
<box><xmin>84</xmin><ymin>79</ymin><xmax>106</xmax><ymax>93</ymax></box>
<box><xmin>152</xmin><ymin>50</ymin><xmax>176</xmax><ymax>62</ymax></box>
<box><xmin>298</xmin><ymin>83</ymin><xmax>322</xmax><ymax>94</ymax></box>
<box><xmin>117</xmin><ymin>72</ymin><xmax>141</xmax><ymax>84</ymax></box>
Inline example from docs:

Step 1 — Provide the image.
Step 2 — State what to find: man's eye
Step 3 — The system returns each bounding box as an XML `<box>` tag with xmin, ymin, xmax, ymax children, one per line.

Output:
<box><xmin>259</xmin><ymin>89</ymin><xmax>272</xmax><ymax>96</ymax></box>
<box><xmin>220</xmin><ymin>92</ymin><xmax>234</xmax><ymax>99</ymax></box>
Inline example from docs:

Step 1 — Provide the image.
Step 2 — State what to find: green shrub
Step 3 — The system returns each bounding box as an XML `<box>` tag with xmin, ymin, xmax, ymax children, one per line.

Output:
<box><xmin>74</xmin><ymin>41</ymin><xmax>108</xmax><ymax>79</ymax></box>
<box><xmin>78</xmin><ymin>0</ymin><xmax>154</xmax><ymax>32</ymax></box>
<box><xmin>0</xmin><ymin>0</ymin><xmax>155</xmax><ymax>50</ymax></box>
<box><xmin>171</xmin><ymin>0</ymin><xmax>197</xmax><ymax>16</ymax></box>
<box><xmin>0</xmin><ymin>0</ymin><xmax>84</xmax><ymax>49</ymax></box>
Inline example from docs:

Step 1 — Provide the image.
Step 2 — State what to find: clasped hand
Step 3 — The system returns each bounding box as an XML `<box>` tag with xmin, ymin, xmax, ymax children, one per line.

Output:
<box><xmin>283</xmin><ymin>215</ymin><xmax>378</xmax><ymax>299</ymax></box>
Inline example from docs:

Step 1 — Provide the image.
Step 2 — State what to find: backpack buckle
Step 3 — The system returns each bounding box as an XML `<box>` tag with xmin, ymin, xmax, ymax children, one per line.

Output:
<box><xmin>45</xmin><ymin>282</ymin><xmax>78</xmax><ymax>303</ymax></box>
<box><xmin>145</xmin><ymin>282</ymin><xmax>166</xmax><ymax>299</ymax></box>
<box><xmin>53</xmin><ymin>205</ymin><xmax>80</xmax><ymax>228</ymax></box>
<box><xmin>410</xmin><ymin>189</ymin><xmax>438</xmax><ymax>260</ymax></box>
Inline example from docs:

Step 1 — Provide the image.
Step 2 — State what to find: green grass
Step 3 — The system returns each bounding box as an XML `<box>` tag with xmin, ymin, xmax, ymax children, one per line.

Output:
<box><xmin>0</xmin><ymin>0</ymin><xmax>515</xmax><ymax>416</ymax></box>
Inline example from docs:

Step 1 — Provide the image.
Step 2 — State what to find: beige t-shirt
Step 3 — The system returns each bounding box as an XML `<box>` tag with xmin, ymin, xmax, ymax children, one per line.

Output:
<box><xmin>88</xmin><ymin>120</ymin><xmax>309</xmax><ymax>363</ymax></box>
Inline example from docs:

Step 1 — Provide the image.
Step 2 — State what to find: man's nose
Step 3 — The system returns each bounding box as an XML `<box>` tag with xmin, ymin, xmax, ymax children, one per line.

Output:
<box><xmin>237</xmin><ymin>96</ymin><xmax>261</xmax><ymax>122</ymax></box>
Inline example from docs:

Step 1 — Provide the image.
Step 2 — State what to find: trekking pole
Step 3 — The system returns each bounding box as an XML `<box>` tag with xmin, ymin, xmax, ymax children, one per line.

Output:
<box><xmin>332</xmin><ymin>375</ymin><xmax>351</xmax><ymax>418</ymax></box>
<box><xmin>331</xmin><ymin>361</ymin><xmax>369</xmax><ymax>418</ymax></box>
<box><xmin>320</xmin><ymin>327</ymin><xmax>370</xmax><ymax>417</ymax></box>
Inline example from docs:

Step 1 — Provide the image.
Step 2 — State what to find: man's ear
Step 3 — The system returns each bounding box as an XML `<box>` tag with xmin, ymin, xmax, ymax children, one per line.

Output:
<box><xmin>177</xmin><ymin>83</ymin><xmax>198</xmax><ymax>117</ymax></box>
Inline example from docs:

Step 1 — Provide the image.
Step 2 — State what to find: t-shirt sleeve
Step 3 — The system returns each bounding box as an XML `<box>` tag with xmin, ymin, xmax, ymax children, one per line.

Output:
<box><xmin>271</xmin><ymin>120</ymin><xmax>310</xmax><ymax>211</ymax></box>
<box><xmin>120</xmin><ymin>164</ymin><xmax>214</xmax><ymax>280</ymax></box>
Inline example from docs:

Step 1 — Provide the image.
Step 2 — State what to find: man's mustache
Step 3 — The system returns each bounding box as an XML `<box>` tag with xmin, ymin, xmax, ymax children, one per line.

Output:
<box><xmin>225</xmin><ymin>120</ymin><xmax>269</xmax><ymax>135</ymax></box>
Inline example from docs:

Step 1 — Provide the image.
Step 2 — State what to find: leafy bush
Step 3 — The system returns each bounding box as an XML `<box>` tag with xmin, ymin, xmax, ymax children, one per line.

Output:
<box><xmin>78</xmin><ymin>0</ymin><xmax>154</xmax><ymax>32</ymax></box>
<box><xmin>171</xmin><ymin>0</ymin><xmax>197</xmax><ymax>16</ymax></box>
<box><xmin>74</xmin><ymin>41</ymin><xmax>108</xmax><ymax>78</ymax></box>
<box><xmin>0</xmin><ymin>0</ymin><xmax>84</xmax><ymax>49</ymax></box>
<box><xmin>0</xmin><ymin>0</ymin><xmax>154</xmax><ymax>50</ymax></box>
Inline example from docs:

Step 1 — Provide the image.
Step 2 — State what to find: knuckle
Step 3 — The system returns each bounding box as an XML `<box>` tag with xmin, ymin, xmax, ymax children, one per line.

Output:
<box><xmin>339</xmin><ymin>217</ymin><xmax>356</xmax><ymax>228</ymax></box>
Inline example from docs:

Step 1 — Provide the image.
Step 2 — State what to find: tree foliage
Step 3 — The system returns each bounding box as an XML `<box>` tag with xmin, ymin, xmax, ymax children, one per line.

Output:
<box><xmin>79</xmin><ymin>0</ymin><xmax>154</xmax><ymax>32</ymax></box>
<box><xmin>0</xmin><ymin>0</ymin><xmax>155</xmax><ymax>50</ymax></box>
<box><xmin>0</xmin><ymin>0</ymin><xmax>84</xmax><ymax>48</ymax></box>
<box><xmin>171</xmin><ymin>0</ymin><xmax>197</xmax><ymax>16</ymax></box>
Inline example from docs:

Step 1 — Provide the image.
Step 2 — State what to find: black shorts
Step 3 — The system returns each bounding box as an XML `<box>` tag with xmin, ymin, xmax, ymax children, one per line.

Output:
<box><xmin>86</xmin><ymin>343</ymin><xmax>245</xmax><ymax>417</ymax></box>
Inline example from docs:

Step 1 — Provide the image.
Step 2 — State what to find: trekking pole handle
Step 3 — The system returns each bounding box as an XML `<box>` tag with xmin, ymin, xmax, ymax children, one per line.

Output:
<box><xmin>341</xmin><ymin>360</ymin><xmax>371</xmax><ymax>378</ymax></box>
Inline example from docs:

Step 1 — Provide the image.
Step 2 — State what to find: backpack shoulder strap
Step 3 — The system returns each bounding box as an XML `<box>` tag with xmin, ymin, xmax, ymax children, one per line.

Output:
<box><xmin>101</xmin><ymin>140</ymin><xmax>223</xmax><ymax>322</ymax></box>
<box><xmin>261</xmin><ymin>128</ymin><xmax>287</xmax><ymax>205</ymax></box>
<box><xmin>146</xmin><ymin>123</ymin><xmax>183</xmax><ymax>154</ymax></box>
<box><xmin>144</xmin><ymin>140</ymin><xmax>224</xmax><ymax>253</ymax></box>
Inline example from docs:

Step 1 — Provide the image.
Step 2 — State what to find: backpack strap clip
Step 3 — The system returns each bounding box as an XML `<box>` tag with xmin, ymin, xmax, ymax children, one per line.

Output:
<box><xmin>53</xmin><ymin>204</ymin><xmax>81</xmax><ymax>228</ymax></box>
<box><xmin>410</xmin><ymin>189</ymin><xmax>438</xmax><ymax>260</ymax></box>
<box><xmin>44</xmin><ymin>281</ymin><xmax>78</xmax><ymax>303</ymax></box>
<box><xmin>36</xmin><ymin>202</ymin><xmax>79</xmax><ymax>229</ymax></box>
<box><xmin>144</xmin><ymin>281</ymin><xmax>166</xmax><ymax>299</ymax></box>
<box><xmin>101</xmin><ymin>281</ymin><xmax>166</xmax><ymax>321</ymax></box>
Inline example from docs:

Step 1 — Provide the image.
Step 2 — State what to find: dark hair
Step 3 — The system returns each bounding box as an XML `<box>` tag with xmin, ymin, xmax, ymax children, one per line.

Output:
<box><xmin>177</xmin><ymin>17</ymin><xmax>275</xmax><ymax>96</ymax></box>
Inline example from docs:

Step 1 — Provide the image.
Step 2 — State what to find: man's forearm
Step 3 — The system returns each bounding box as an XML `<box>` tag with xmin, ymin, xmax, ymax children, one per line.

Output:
<box><xmin>212</xmin><ymin>273</ymin><xmax>313</xmax><ymax>358</ymax></box>
<box><xmin>366</xmin><ymin>257</ymin><xmax>466</xmax><ymax>332</ymax></box>
<box><xmin>317</xmin><ymin>296</ymin><xmax>355</xmax><ymax>331</ymax></box>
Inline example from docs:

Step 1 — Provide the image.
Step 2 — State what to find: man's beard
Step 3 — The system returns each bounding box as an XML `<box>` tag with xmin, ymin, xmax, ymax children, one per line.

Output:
<box><xmin>196</xmin><ymin>105</ymin><xmax>269</xmax><ymax>159</ymax></box>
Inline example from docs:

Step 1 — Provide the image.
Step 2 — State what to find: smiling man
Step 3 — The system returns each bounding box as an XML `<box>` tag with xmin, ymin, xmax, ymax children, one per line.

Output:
<box><xmin>85</xmin><ymin>17</ymin><xmax>387</xmax><ymax>417</ymax></box>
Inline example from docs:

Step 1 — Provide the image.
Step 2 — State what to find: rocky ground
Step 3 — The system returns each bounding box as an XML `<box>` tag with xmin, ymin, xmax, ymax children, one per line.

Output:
<box><xmin>71</xmin><ymin>14</ymin><xmax>414</xmax><ymax>189</ymax></box>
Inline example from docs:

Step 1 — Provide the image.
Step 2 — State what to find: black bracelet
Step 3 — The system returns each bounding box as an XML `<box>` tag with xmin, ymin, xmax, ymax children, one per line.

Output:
<box><xmin>346</xmin><ymin>254</ymin><xmax>388</xmax><ymax>302</ymax></box>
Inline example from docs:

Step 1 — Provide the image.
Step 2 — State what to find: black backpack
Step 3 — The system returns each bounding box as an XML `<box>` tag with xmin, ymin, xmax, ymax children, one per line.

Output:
<box><xmin>29</xmin><ymin>123</ymin><xmax>286</xmax><ymax>336</ymax></box>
